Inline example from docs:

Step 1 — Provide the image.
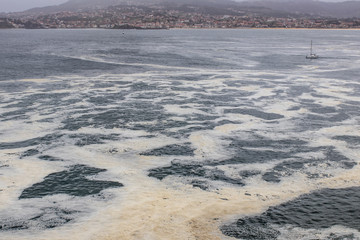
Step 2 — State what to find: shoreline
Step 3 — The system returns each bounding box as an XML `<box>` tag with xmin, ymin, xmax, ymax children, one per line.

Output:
<box><xmin>1</xmin><ymin>27</ymin><xmax>360</xmax><ymax>30</ymax></box>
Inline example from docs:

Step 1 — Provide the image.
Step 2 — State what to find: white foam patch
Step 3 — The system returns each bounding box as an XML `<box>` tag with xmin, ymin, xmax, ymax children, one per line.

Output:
<box><xmin>0</xmin><ymin>120</ymin><xmax>59</xmax><ymax>143</ymax></box>
<box><xmin>164</xmin><ymin>104</ymin><xmax>209</xmax><ymax>116</ymax></box>
<box><xmin>277</xmin><ymin>225</ymin><xmax>360</xmax><ymax>240</ymax></box>
<box><xmin>52</xmin><ymin>53</ymin><xmax>206</xmax><ymax>71</ymax></box>
<box><xmin>19</xmin><ymin>78</ymin><xmax>54</xmax><ymax>83</ymax></box>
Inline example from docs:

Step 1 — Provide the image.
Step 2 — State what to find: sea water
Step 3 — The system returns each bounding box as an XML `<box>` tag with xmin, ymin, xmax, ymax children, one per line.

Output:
<box><xmin>0</xmin><ymin>29</ymin><xmax>359</xmax><ymax>240</ymax></box>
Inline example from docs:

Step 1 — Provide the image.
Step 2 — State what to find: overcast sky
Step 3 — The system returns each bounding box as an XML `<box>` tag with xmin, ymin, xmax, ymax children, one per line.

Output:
<box><xmin>0</xmin><ymin>0</ymin><xmax>67</xmax><ymax>12</ymax></box>
<box><xmin>0</xmin><ymin>0</ymin><xmax>357</xmax><ymax>13</ymax></box>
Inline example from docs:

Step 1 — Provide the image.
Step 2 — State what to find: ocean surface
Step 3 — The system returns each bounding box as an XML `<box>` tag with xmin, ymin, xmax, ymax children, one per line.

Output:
<box><xmin>0</xmin><ymin>29</ymin><xmax>360</xmax><ymax>240</ymax></box>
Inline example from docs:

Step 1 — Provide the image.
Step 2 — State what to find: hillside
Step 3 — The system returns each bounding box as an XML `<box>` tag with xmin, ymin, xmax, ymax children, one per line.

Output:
<box><xmin>7</xmin><ymin>0</ymin><xmax>360</xmax><ymax>18</ymax></box>
<box><xmin>239</xmin><ymin>0</ymin><xmax>360</xmax><ymax>18</ymax></box>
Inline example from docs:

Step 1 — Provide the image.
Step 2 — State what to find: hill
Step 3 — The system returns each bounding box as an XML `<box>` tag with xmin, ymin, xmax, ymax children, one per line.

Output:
<box><xmin>239</xmin><ymin>0</ymin><xmax>360</xmax><ymax>18</ymax></box>
<box><xmin>7</xmin><ymin>0</ymin><xmax>360</xmax><ymax>18</ymax></box>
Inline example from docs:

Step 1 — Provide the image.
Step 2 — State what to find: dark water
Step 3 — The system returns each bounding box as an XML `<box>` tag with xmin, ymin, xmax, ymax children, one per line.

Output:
<box><xmin>0</xmin><ymin>29</ymin><xmax>359</xmax><ymax>240</ymax></box>
<box><xmin>222</xmin><ymin>187</ymin><xmax>360</xmax><ymax>240</ymax></box>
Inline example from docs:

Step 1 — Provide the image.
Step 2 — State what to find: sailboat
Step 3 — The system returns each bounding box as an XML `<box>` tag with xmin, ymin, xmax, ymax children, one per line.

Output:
<box><xmin>306</xmin><ymin>40</ymin><xmax>319</xmax><ymax>59</ymax></box>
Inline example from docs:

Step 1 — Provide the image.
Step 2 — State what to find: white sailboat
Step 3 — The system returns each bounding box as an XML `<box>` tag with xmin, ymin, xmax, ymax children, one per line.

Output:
<box><xmin>306</xmin><ymin>40</ymin><xmax>319</xmax><ymax>59</ymax></box>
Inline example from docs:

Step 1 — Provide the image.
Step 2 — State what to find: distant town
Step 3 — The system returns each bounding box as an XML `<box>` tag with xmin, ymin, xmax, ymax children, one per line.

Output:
<box><xmin>1</xmin><ymin>5</ymin><xmax>360</xmax><ymax>29</ymax></box>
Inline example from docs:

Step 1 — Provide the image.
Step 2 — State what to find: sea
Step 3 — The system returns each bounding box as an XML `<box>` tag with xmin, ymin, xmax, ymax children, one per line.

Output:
<box><xmin>0</xmin><ymin>29</ymin><xmax>360</xmax><ymax>240</ymax></box>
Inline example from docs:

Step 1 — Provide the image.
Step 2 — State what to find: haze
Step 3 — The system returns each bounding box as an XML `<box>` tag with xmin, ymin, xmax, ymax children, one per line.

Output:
<box><xmin>0</xmin><ymin>0</ymin><xmax>358</xmax><ymax>13</ymax></box>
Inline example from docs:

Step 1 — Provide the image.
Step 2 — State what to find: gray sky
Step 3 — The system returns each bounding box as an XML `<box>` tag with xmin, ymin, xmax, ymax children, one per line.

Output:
<box><xmin>0</xmin><ymin>0</ymin><xmax>357</xmax><ymax>13</ymax></box>
<box><xmin>0</xmin><ymin>0</ymin><xmax>67</xmax><ymax>12</ymax></box>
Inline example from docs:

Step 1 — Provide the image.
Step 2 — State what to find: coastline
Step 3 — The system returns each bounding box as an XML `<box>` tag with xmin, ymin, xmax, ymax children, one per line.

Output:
<box><xmin>1</xmin><ymin>27</ymin><xmax>360</xmax><ymax>30</ymax></box>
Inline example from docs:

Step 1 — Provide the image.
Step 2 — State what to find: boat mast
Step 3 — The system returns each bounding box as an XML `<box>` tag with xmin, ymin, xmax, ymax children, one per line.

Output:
<box><xmin>310</xmin><ymin>40</ymin><xmax>313</xmax><ymax>55</ymax></box>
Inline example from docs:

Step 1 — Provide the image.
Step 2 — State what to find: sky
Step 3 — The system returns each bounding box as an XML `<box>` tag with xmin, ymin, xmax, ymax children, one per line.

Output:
<box><xmin>0</xmin><ymin>0</ymin><xmax>67</xmax><ymax>12</ymax></box>
<box><xmin>0</xmin><ymin>0</ymin><xmax>357</xmax><ymax>13</ymax></box>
